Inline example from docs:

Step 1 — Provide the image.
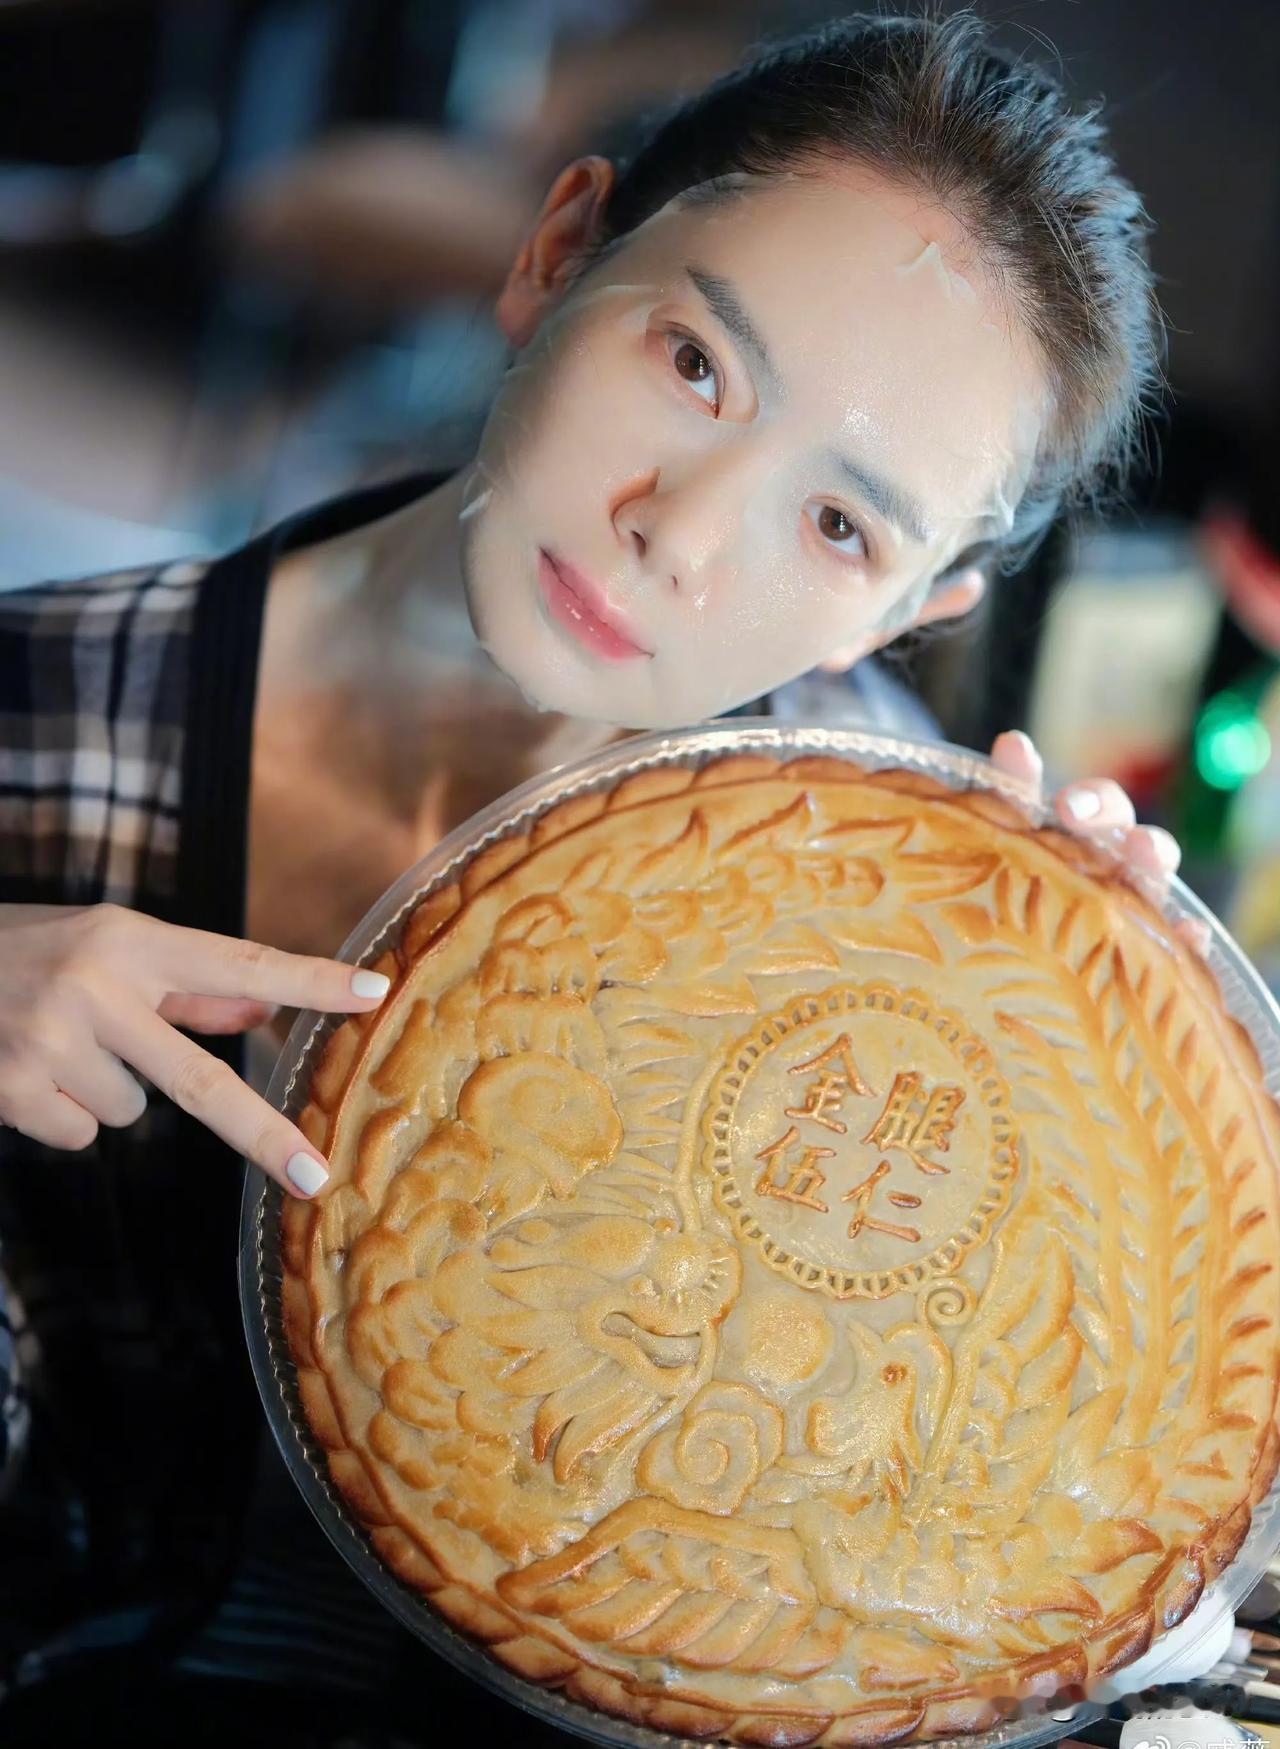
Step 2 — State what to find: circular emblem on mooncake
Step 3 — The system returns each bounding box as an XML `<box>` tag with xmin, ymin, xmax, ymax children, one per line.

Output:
<box><xmin>704</xmin><ymin>983</ymin><xmax>1019</xmax><ymax>1299</ymax></box>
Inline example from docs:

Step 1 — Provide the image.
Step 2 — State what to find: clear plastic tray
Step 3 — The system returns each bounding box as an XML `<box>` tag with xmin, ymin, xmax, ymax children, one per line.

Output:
<box><xmin>240</xmin><ymin>721</ymin><xmax>1280</xmax><ymax>1747</ymax></box>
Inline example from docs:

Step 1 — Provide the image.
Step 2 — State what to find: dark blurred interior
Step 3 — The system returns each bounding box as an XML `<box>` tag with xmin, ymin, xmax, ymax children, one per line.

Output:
<box><xmin>3</xmin><ymin>0</ymin><xmax>1280</xmax><ymax>983</ymax></box>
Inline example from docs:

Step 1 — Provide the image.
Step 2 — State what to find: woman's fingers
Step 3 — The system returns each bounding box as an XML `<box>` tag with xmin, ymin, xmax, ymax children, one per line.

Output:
<box><xmin>0</xmin><ymin>1072</ymin><xmax>98</xmax><ymax>1151</ymax></box>
<box><xmin>147</xmin><ymin>921</ymin><xmax>391</xmax><ymax>1014</ymax></box>
<box><xmin>989</xmin><ymin>729</ymin><xmax>1044</xmax><ymax>794</ymax></box>
<box><xmin>992</xmin><ymin>736</ymin><xmax>1147</xmax><ymax>840</ymax></box>
<box><xmin>101</xmin><ymin>1006</ymin><xmax>330</xmax><ymax>1198</ymax></box>
<box><xmin>989</xmin><ymin>735</ymin><xmax>1203</xmax><ymax>952</ymax></box>
<box><xmin>0</xmin><ymin>904</ymin><xmax>383</xmax><ymax>1170</ymax></box>
<box><xmin>157</xmin><ymin>993</ymin><xmax>280</xmax><ymax>1035</ymax></box>
<box><xmin>1055</xmin><ymin>778</ymin><xmax>1136</xmax><ymax>833</ymax></box>
<box><xmin>1055</xmin><ymin>784</ymin><xmax>1192</xmax><ymax>911</ymax></box>
<box><xmin>1119</xmin><ymin>823</ymin><xmax>1181</xmax><ymax>878</ymax></box>
<box><xmin>56</xmin><ymin>1047</ymin><xmax>148</xmax><ymax>1129</ymax></box>
<box><xmin>993</xmin><ymin>739</ymin><xmax>1180</xmax><ymax>874</ymax></box>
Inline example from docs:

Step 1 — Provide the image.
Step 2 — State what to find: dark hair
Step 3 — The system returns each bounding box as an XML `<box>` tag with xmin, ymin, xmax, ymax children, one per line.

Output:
<box><xmin>594</xmin><ymin>10</ymin><xmax>1161</xmax><ymax>588</ymax></box>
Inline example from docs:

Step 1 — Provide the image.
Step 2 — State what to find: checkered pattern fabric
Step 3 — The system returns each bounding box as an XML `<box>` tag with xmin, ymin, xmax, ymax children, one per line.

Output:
<box><xmin>0</xmin><ymin>559</ymin><xmax>206</xmax><ymax>905</ymax></box>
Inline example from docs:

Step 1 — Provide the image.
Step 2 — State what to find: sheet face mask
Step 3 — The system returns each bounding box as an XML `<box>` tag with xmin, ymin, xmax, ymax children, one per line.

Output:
<box><xmin>899</xmin><ymin>239</ymin><xmax>980</xmax><ymax>308</ymax></box>
<box><xmin>459</xmin><ymin>164</ymin><xmax>1045</xmax><ymax>728</ymax></box>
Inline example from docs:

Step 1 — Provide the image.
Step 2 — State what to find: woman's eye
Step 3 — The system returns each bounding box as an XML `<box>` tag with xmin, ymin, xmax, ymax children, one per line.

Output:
<box><xmin>809</xmin><ymin>502</ymin><xmax>868</xmax><ymax>559</ymax></box>
<box><xmin>668</xmin><ymin>336</ymin><xmax>721</xmax><ymax>412</ymax></box>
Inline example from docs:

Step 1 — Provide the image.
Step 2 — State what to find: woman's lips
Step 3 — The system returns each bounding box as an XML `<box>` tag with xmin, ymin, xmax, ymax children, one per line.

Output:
<box><xmin>538</xmin><ymin>552</ymin><xmax>651</xmax><ymax>662</ymax></box>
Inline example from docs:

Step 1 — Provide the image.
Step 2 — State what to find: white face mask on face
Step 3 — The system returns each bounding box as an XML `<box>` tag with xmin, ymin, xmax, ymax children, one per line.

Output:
<box><xmin>461</xmin><ymin>166</ymin><xmax>1045</xmax><ymax>729</ymax></box>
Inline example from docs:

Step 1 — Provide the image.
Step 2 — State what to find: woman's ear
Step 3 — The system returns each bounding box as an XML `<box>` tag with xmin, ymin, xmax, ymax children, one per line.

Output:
<box><xmin>817</xmin><ymin>568</ymin><xmax>987</xmax><ymax>674</ymax></box>
<box><xmin>495</xmin><ymin>157</ymin><xmax>615</xmax><ymax>346</ymax></box>
<box><xmin>912</xmin><ymin>566</ymin><xmax>986</xmax><ymax>629</ymax></box>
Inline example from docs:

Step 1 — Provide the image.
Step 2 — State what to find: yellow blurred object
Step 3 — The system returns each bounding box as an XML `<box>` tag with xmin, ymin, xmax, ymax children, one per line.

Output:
<box><xmin>1029</xmin><ymin>524</ymin><xmax>1218</xmax><ymax>786</ymax></box>
<box><xmin>1237</xmin><ymin>1724</ymin><xmax>1280</xmax><ymax>1749</ymax></box>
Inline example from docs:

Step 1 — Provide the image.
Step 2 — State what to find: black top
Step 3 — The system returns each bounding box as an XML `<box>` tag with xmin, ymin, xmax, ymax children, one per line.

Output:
<box><xmin>178</xmin><ymin>473</ymin><xmax>449</xmax><ymax>941</ymax></box>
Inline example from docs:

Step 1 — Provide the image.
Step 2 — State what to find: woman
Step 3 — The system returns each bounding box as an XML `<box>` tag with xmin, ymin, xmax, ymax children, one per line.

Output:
<box><xmin>0</xmin><ymin>11</ymin><xmax>1174</xmax><ymax>1742</ymax></box>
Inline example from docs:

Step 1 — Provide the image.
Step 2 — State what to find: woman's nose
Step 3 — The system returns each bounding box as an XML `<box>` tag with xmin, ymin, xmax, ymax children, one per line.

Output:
<box><xmin>613</xmin><ymin>476</ymin><xmax>679</xmax><ymax>588</ymax></box>
<box><xmin>613</xmin><ymin>453</ymin><xmax>756</xmax><ymax>593</ymax></box>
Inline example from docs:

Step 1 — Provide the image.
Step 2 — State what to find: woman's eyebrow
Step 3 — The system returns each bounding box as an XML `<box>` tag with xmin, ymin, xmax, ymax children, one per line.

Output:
<box><xmin>686</xmin><ymin>266</ymin><xmax>785</xmax><ymax>400</ymax></box>
<box><xmin>828</xmin><ymin>449</ymin><xmax>933</xmax><ymax>547</ymax></box>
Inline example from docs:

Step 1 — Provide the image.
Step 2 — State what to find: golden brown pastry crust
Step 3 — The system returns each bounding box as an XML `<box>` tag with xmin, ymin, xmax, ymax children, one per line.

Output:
<box><xmin>283</xmin><ymin>756</ymin><xmax>1280</xmax><ymax>1746</ymax></box>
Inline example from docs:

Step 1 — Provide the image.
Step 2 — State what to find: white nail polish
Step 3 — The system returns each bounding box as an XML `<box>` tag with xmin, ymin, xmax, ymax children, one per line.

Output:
<box><xmin>286</xmin><ymin>1153</ymin><xmax>329</xmax><ymax>1197</ymax></box>
<box><xmin>351</xmin><ymin>969</ymin><xmax>391</xmax><ymax>1000</ymax></box>
<box><xmin>1065</xmin><ymin>790</ymin><xmax>1102</xmax><ymax>822</ymax></box>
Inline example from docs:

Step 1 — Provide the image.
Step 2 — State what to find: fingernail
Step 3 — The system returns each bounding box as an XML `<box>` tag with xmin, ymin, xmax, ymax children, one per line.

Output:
<box><xmin>1148</xmin><ymin>827</ymin><xmax>1182</xmax><ymax>873</ymax></box>
<box><xmin>1064</xmin><ymin>789</ymin><xmax>1102</xmax><ymax>822</ymax></box>
<box><xmin>350</xmin><ymin>969</ymin><xmax>391</xmax><ymax>1001</ymax></box>
<box><xmin>286</xmin><ymin>1153</ymin><xmax>329</xmax><ymax>1197</ymax></box>
<box><xmin>1007</xmin><ymin>730</ymin><xmax>1038</xmax><ymax>761</ymax></box>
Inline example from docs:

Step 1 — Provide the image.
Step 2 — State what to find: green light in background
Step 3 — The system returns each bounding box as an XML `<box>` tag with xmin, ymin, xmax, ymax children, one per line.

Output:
<box><xmin>1195</xmin><ymin>692</ymin><xmax>1272</xmax><ymax>791</ymax></box>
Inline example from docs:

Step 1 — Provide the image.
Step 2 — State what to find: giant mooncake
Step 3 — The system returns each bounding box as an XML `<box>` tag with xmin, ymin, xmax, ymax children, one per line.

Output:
<box><xmin>282</xmin><ymin>755</ymin><xmax>1280</xmax><ymax>1745</ymax></box>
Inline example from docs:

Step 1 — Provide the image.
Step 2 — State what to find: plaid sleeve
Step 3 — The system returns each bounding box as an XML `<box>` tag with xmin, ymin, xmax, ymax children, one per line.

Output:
<box><xmin>0</xmin><ymin>558</ymin><xmax>207</xmax><ymax>907</ymax></box>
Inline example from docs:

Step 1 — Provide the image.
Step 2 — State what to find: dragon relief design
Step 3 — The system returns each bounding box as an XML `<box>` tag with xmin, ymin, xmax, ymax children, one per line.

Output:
<box><xmin>284</xmin><ymin>758</ymin><xmax>1280</xmax><ymax>1747</ymax></box>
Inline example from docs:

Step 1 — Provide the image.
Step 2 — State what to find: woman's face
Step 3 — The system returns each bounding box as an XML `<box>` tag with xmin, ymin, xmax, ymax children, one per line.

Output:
<box><xmin>460</xmin><ymin>162</ymin><xmax>1047</xmax><ymax>728</ymax></box>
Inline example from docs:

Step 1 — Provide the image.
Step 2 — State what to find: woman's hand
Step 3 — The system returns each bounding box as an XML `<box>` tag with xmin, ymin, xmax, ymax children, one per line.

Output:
<box><xmin>0</xmin><ymin>904</ymin><xmax>391</xmax><ymax>1196</ymax></box>
<box><xmin>989</xmin><ymin>731</ymin><xmax>1208</xmax><ymax>952</ymax></box>
<box><xmin>989</xmin><ymin>730</ymin><xmax>1181</xmax><ymax>878</ymax></box>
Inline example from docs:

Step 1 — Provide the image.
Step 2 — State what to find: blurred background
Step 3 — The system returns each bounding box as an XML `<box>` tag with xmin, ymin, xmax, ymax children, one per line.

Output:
<box><xmin>3</xmin><ymin>0</ymin><xmax>1280</xmax><ymax>981</ymax></box>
